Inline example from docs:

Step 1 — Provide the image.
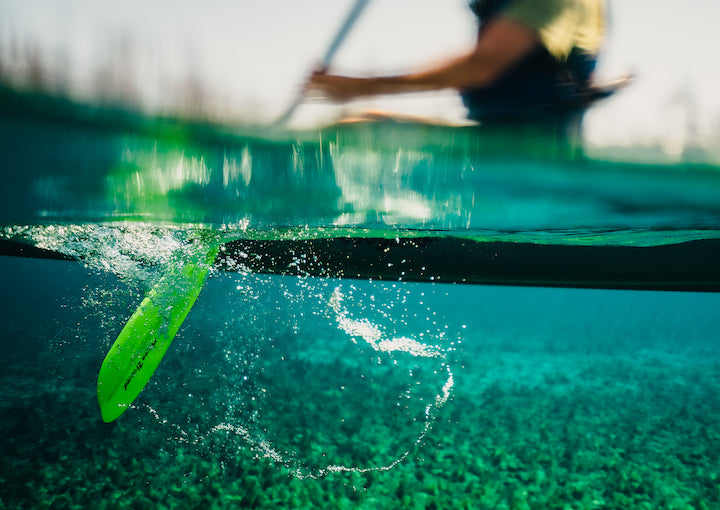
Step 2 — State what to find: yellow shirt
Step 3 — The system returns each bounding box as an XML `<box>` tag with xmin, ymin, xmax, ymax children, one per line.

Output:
<box><xmin>504</xmin><ymin>0</ymin><xmax>605</xmax><ymax>60</ymax></box>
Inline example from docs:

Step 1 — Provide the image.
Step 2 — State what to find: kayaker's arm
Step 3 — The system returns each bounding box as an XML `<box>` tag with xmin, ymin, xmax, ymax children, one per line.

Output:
<box><xmin>305</xmin><ymin>18</ymin><xmax>541</xmax><ymax>101</ymax></box>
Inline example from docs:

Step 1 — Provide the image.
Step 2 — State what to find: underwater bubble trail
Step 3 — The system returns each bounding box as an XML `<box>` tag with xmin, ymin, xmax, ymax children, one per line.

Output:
<box><xmin>328</xmin><ymin>287</ymin><xmax>445</xmax><ymax>359</ymax></box>
<box><xmin>134</xmin><ymin>277</ymin><xmax>456</xmax><ymax>480</ymax></box>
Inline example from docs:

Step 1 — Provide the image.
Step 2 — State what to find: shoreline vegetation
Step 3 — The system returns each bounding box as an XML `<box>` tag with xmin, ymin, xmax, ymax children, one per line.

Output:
<box><xmin>3</xmin><ymin>80</ymin><xmax>720</xmax><ymax>173</ymax></box>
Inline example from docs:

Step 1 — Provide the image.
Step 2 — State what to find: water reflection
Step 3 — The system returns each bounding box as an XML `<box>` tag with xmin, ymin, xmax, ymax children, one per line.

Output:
<box><xmin>3</xmin><ymin>100</ymin><xmax>720</xmax><ymax>232</ymax></box>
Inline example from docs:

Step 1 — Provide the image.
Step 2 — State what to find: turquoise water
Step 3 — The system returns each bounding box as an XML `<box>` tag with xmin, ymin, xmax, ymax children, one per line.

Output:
<box><xmin>2</xmin><ymin>252</ymin><xmax>720</xmax><ymax>508</ymax></box>
<box><xmin>2</xmin><ymin>89</ymin><xmax>720</xmax><ymax>508</ymax></box>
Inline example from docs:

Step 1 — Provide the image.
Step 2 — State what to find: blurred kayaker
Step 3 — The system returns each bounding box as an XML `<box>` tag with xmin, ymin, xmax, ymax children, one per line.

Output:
<box><xmin>306</xmin><ymin>0</ymin><xmax>610</xmax><ymax>123</ymax></box>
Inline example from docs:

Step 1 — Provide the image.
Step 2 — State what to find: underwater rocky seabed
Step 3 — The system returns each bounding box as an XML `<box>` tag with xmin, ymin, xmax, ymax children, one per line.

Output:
<box><xmin>1</xmin><ymin>254</ymin><xmax>720</xmax><ymax>510</ymax></box>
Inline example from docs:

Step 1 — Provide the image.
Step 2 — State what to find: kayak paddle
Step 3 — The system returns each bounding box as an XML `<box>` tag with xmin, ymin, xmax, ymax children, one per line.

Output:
<box><xmin>97</xmin><ymin>247</ymin><xmax>219</xmax><ymax>422</ymax></box>
<box><xmin>272</xmin><ymin>0</ymin><xmax>372</xmax><ymax>126</ymax></box>
<box><xmin>97</xmin><ymin>0</ymin><xmax>373</xmax><ymax>422</ymax></box>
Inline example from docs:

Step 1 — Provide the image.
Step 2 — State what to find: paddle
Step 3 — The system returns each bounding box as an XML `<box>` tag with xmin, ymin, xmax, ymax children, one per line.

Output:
<box><xmin>272</xmin><ymin>0</ymin><xmax>372</xmax><ymax>126</ymax></box>
<box><xmin>96</xmin><ymin>0</ymin><xmax>373</xmax><ymax>422</ymax></box>
<box><xmin>97</xmin><ymin>246</ymin><xmax>219</xmax><ymax>422</ymax></box>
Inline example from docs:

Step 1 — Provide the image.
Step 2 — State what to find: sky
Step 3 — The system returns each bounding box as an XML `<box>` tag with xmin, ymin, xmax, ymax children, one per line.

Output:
<box><xmin>2</xmin><ymin>0</ymin><xmax>720</xmax><ymax>151</ymax></box>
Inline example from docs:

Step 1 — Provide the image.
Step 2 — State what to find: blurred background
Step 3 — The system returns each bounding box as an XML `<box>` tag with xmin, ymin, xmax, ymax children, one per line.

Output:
<box><xmin>1</xmin><ymin>0</ymin><xmax>719</xmax><ymax>159</ymax></box>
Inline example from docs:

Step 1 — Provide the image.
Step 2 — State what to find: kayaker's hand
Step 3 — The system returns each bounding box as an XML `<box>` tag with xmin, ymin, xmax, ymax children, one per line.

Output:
<box><xmin>305</xmin><ymin>70</ymin><xmax>373</xmax><ymax>102</ymax></box>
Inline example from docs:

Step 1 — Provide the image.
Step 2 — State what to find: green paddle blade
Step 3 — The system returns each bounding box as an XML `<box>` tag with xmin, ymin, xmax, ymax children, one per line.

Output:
<box><xmin>97</xmin><ymin>247</ymin><xmax>218</xmax><ymax>422</ymax></box>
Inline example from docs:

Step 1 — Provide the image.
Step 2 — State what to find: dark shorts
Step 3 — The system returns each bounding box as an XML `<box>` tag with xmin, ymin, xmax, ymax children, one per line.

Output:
<box><xmin>461</xmin><ymin>47</ymin><xmax>598</xmax><ymax>122</ymax></box>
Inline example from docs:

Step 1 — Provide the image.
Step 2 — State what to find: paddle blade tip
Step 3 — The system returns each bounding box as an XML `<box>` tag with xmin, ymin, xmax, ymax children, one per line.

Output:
<box><xmin>99</xmin><ymin>402</ymin><xmax>129</xmax><ymax>423</ymax></box>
